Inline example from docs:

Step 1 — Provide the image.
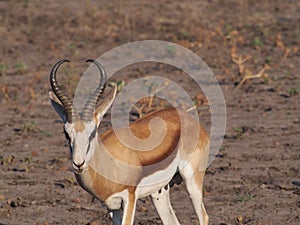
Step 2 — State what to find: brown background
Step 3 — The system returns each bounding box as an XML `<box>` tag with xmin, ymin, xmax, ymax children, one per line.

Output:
<box><xmin>0</xmin><ymin>0</ymin><xmax>299</xmax><ymax>224</ymax></box>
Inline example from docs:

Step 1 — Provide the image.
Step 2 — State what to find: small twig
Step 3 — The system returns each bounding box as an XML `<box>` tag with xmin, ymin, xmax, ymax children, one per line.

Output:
<box><xmin>282</xmin><ymin>48</ymin><xmax>291</xmax><ymax>61</ymax></box>
<box><xmin>186</xmin><ymin>105</ymin><xmax>197</xmax><ymax>112</ymax></box>
<box><xmin>232</xmin><ymin>55</ymin><xmax>252</xmax><ymax>76</ymax></box>
<box><xmin>1</xmin><ymin>85</ymin><xmax>10</xmax><ymax>100</ymax></box>
<box><xmin>236</xmin><ymin>67</ymin><xmax>266</xmax><ymax>89</ymax></box>
<box><xmin>148</xmin><ymin>95</ymin><xmax>153</xmax><ymax>109</ymax></box>
<box><xmin>133</xmin><ymin>104</ymin><xmax>145</xmax><ymax>118</ymax></box>
<box><xmin>232</xmin><ymin>55</ymin><xmax>252</xmax><ymax>65</ymax></box>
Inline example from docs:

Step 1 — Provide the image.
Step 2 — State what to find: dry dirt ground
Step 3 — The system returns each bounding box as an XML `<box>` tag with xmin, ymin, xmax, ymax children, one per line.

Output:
<box><xmin>0</xmin><ymin>1</ymin><xmax>299</xmax><ymax>225</ymax></box>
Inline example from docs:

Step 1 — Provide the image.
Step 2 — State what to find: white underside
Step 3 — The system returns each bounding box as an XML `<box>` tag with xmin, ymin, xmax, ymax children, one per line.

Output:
<box><xmin>105</xmin><ymin>153</ymin><xmax>181</xmax><ymax>225</ymax></box>
<box><xmin>105</xmin><ymin>153</ymin><xmax>180</xmax><ymax>209</ymax></box>
<box><xmin>135</xmin><ymin>153</ymin><xmax>180</xmax><ymax>198</ymax></box>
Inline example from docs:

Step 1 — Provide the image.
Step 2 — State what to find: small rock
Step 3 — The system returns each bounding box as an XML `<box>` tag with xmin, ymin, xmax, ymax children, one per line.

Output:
<box><xmin>278</xmin><ymin>92</ymin><xmax>289</xmax><ymax>98</ymax></box>
<box><xmin>31</xmin><ymin>151</ymin><xmax>39</xmax><ymax>157</ymax></box>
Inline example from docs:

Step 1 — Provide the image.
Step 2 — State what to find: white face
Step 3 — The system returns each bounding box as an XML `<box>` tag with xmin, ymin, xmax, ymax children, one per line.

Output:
<box><xmin>63</xmin><ymin>121</ymin><xmax>97</xmax><ymax>174</ymax></box>
<box><xmin>50</xmin><ymin>86</ymin><xmax>117</xmax><ymax>174</ymax></box>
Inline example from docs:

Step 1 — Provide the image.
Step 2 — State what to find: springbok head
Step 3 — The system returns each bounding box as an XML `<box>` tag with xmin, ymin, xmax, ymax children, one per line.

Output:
<box><xmin>49</xmin><ymin>59</ymin><xmax>116</xmax><ymax>174</ymax></box>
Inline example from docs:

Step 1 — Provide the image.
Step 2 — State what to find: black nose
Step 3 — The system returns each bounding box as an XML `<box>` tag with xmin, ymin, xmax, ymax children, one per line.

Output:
<box><xmin>73</xmin><ymin>160</ymin><xmax>85</xmax><ymax>168</ymax></box>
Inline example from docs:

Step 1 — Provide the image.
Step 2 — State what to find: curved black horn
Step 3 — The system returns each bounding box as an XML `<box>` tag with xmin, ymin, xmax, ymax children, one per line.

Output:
<box><xmin>81</xmin><ymin>59</ymin><xmax>107</xmax><ymax>122</ymax></box>
<box><xmin>50</xmin><ymin>59</ymin><xmax>77</xmax><ymax>123</ymax></box>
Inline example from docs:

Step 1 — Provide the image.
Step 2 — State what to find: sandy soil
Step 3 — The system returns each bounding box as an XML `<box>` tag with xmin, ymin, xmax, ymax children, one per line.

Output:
<box><xmin>0</xmin><ymin>0</ymin><xmax>299</xmax><ymax>224</ymax></box>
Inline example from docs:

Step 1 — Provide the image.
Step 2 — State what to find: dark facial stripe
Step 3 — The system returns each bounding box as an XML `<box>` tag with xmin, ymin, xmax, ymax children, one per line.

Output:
<box><xmin>86</xmin><ymin>126</ymin><xmax>97</xmax><ymax>154</ymax></box>
<box><xmin>63</xmin><ymin>128</ymin><xmax>73</xmax><ymax>153</ymax></box>
<box><xmin>86</xmin><ymin>142</ymin><xmax>91</xmax><ymax>154</ymax></box>
<box><xmin>63</xmin><ymin>128</ymin><xmax>71</xmax><ymax>142</ymax></box>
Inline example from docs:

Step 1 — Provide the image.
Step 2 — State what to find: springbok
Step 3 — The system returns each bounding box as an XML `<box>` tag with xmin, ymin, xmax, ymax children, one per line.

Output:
<box><xmin>49</xmin><ymin>59</ymin><xmax>210</xmax><ymax>225</ymax></box>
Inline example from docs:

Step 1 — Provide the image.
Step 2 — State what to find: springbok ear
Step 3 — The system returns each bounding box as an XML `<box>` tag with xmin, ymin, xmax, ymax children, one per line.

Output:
<box><xmin>49</xmin><ymin>91</ymin><xmax>67</xmax><ymax>123</ymax></box>
<box><xmin>93</xmin><ymin>85</ymin><xmax>117</xmax><ymax>127</ymax></box>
